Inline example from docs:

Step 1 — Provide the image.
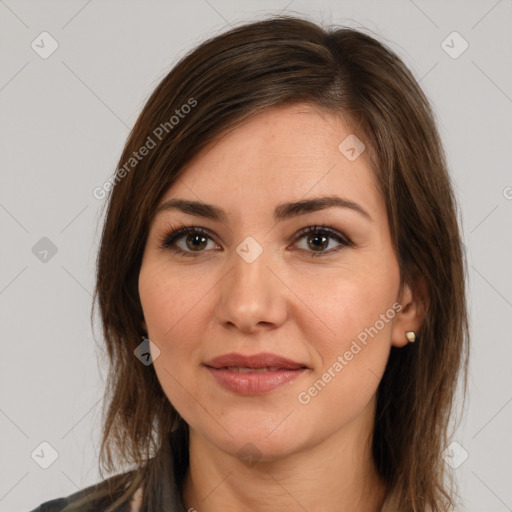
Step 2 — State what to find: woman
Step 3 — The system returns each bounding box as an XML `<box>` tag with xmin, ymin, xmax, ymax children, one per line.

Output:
<box><xmin>31</xmin><ymin>14</ymin><xmax>469</xmax><ymax>512</ymax></box>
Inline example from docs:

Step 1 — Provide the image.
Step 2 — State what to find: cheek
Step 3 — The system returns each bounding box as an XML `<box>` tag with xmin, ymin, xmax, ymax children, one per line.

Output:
<box><xmin>138</xmin><ymin>258</ymin><xmax>223</xmax><ymax>416</ymax></box>
<box><xmin>293</xmin><ymin>257</ymin><xmax>399</xmax><ymax>348</ymax></box>
<box><xmin>293</xmin><ymin>277</ymin><xmax>397</xmax><ymax>424</ymax></box>
<box><xmin>291</xmin><ymin>258</ymin><xmax>399</xmax><ymax>412</ymax></box>
<box><xmin>138</xmin><ymin>258</ymin><xmax>212</xmax><ymax>342</ymax></box>
<box><xmin>138</xmin><ymin>261</ymin><xmax>208</xmax><ymax>413</ymax></box>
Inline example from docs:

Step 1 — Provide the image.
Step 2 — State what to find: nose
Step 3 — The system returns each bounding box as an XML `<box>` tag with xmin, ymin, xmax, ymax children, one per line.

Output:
<box><xmin>214</xmin><ymin>244</ymin><xmax>289</xmax><ymax>334</ymax></box>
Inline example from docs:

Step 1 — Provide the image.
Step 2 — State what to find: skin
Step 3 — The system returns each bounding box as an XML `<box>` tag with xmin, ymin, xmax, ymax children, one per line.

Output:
<box><xmin>138</xmin><ymin>103</ymin><xmax>425</xmax><ymax>512</ymax></box>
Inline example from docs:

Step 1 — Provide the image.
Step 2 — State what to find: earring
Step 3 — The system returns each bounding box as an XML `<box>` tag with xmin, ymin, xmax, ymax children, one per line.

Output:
<box><xmin>405</xmin><ymin>331</ymin><xmax>416</xmax><ymax>343</ymax></box>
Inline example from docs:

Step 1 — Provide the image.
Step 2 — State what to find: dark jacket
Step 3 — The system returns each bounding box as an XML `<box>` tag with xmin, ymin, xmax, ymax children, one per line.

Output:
<box><xmin>29</xmin><ymin>429</ymin><xmax>188</xmax><ymax>512</ymax></box>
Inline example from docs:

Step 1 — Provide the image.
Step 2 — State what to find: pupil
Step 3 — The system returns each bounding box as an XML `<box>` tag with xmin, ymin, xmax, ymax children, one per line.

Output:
<box><xmin>187</xmin><ymin>234</ymin><xmax>207</xmax><ymax>250</ymax></box>
<box><xmin>309</xmin><ymin>234</ymin><xmax>328</xmax><ymax>251</ymax></box>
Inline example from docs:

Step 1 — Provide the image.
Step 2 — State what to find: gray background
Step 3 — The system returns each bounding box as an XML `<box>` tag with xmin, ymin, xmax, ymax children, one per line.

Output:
<box><xmin>1</xmin><ymin>1</ymin><xmax>511</xmax><ymax>511</ymax></box>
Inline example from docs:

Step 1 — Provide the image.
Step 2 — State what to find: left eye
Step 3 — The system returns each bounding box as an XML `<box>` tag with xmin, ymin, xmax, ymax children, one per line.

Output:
<box><xmin>160</xmin><ymin>224</ymin><xmax>352</xmax><ymax>258</ymax></box>
<box><xmin>292</xmin><ymin>225</ymin><xmax>352</xmax><ymax>257</ymax></box>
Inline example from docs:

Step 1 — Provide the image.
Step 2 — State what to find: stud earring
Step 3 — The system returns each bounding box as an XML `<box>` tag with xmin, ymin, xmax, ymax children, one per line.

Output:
<box><xmin>405</xmin><ymin>331</ymin><xmax>416</xmax><ymax>343</ymax></box>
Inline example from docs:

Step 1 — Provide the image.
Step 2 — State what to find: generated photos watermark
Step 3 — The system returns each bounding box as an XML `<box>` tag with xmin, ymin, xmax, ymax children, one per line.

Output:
<box><xmin>93</xmin><ymin>97</ymin><xmax>198</xmax><ymax>200</ymax></box>
<box><xmin>297</xmin><ymin>301</ymin><xmax>403</xmax><ymax>405</ymax></box>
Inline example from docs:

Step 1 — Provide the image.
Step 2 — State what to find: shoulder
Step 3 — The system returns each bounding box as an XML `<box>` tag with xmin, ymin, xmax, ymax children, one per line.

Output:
<box><xmin>28</xmin><ymin>474</ymin><xmax>139</xmax><ymax>512</ymax></box>
<box><xmin>28</xmin><ymin>427</ymin><xmax>186</xmax><ymax>512</ymax></box>
<box><xmin>28</xmin><ymin>489</ymin><xmax>81</xmax><ymax>511</ymax></box>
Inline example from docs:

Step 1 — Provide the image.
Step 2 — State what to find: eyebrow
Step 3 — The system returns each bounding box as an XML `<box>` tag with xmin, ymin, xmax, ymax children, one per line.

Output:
<box><xmin>155</xmin><ymin>196</ymin><xmax>372</xmax><ymax>223</ymax></box>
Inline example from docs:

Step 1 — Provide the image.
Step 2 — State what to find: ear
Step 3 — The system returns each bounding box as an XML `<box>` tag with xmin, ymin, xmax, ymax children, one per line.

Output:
<box><xmin>391</xmin><ymin>273</ymin><xmax>429</xmax><ymax>348</ymax></box>
<box><xmin>141</xmin><ymin>318</ymin><xmax>148</xmax><ymax>336</ymax></box>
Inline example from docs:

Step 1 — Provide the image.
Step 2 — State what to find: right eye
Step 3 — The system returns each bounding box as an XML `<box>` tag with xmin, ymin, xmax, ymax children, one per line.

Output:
<box><xmin>160</xmin><ymin>224</ymin><xmax>220</xmax><ymax>257</ymax></box>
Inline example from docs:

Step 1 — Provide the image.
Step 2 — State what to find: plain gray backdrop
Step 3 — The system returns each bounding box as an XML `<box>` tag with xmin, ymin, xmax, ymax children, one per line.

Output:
<box><xmin>1</xmin><ymin>1</ymin><xmax>511</xmax><ymax>511</ymax></box>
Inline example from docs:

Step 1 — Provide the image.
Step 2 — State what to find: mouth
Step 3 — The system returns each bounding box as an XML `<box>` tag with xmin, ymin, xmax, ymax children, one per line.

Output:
<box><xmin>204</xmin><ymin>352</ymin><xmax>308</xmax><ymax>370</ymax></box>
<box><xmin>203</xmin><ymin>352</ymin><xmax>309</xmax><ymax>395</ymax></box>
<box><xmin>215</xmin><ymin>366</ymin><xmax>292</xmax><ymax>373</ymax></box>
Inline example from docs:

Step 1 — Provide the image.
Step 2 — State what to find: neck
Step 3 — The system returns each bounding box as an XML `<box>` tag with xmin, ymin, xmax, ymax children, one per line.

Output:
<box><xmin>181</xmin><ymin>398</ymin><xmax>387</xmax><ymax>512</ymax></box>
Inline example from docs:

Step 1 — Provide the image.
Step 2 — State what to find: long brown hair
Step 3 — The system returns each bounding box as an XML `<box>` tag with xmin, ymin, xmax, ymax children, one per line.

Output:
<box><xmin>63</xmin><ymin>14</ymin><xmax>469</xmax><ymax>512</ymax></box>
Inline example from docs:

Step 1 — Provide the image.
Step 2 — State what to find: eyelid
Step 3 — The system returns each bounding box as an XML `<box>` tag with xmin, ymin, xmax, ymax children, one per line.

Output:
<box><xmin>158</xmin><ymin>222</ymin><xmax>353</xmax><ymax>257</ymax></box>
<box><xmin>159</xmin><ymin>223</ymin><xmax>219</xmax><ymax>250</ymax></box>
<box><xmin>292</xmin><ymin>223</ymin><xmax>352</xmax><ymax>245</ymax></box>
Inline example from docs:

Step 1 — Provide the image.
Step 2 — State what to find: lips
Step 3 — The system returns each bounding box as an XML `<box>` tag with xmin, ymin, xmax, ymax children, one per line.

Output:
<box><xmin>203</xmin><ymin>352</ymin><xmax>308</xmax><ymax>395</ymax></box>
<box><xmin>223</xmin><ymin>366</ymin><xmax>282</xmax><ymax>373</ymax></box>
<box><xmin>204</xmin><ymin>352</ymin><xmax>307</xmax><ymax>371</ymax></box>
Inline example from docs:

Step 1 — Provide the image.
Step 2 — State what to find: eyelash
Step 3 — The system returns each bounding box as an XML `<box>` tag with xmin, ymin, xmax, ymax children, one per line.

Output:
<box><xmin>158</xmin><ymin>222</ymin><xmax>353</xmax><ymax>258</ymax></box>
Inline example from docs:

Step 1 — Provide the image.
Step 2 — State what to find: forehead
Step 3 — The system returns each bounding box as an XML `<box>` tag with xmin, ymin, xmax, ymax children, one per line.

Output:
<box><xmin>158</xmin><ymin>103</ymin><xmax>381</xmax><ymax>216</ymax></box>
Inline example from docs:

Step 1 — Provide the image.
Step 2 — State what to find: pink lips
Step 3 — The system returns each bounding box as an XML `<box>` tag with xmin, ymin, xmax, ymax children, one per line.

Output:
<box><xmin>204</xmin><ymin>352</ymin><xmax>308</xmax><ymax>395</ymax></box>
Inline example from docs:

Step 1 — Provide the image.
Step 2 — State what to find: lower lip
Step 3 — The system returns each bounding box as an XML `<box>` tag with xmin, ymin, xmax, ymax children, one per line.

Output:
<box><xmin>205</xmin><ymin>367</ymin><xmax>307</xmax><ymax>395</ymax></box>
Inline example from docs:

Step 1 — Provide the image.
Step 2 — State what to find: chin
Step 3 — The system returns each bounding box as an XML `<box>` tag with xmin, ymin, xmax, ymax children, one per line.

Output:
<box><xmin>196</xmin><ymin>417</ymin><xmax>308</xmax><ymax>465</ymax></box>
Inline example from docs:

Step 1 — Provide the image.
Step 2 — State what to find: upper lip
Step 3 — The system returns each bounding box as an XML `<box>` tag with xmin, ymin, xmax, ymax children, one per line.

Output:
<box><xmin>204</xmin><ymin>352</ymin><xmax>308</xmax><ymax>370</ymax></box>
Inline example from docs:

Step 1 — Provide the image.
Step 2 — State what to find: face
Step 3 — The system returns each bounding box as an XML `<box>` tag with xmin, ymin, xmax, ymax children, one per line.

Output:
<box><xmin>138</xmin><ymin>103</ymin><xmax>414</xmax><ymax>463</ymax></box>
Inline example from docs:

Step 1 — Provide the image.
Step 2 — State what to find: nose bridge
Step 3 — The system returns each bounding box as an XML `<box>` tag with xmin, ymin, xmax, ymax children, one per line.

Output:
<box><xmin>233</xmin><ymin>239</ymin><xmax>269</xmax><ymax>286</ymax></box>
<box><xmin>215</xmin><ymin>235</ymin><xmax>287</xmax><ymax>330</ymax></box>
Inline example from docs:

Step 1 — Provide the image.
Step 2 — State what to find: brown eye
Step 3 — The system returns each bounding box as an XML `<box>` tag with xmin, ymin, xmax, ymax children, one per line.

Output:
<box><xmin>185</xmin><ymin>233</ymin><xmax>209</xmax><ymax>251</ymax></box>
<box><xmin>293</xmin><ymin>225</ymin><xmax>352</xmax><ymax>257</ymax></box>
<box><xmin>160</xmin><ymin>224</ymin><xmax>352</xmax><ymax>259</ymax></box>
<box><xmin>306</xmin><ymin>233</ymin><xmax>329</xmax><ymax>251</ymax></box>
<box><xmin>161</xmin><ymin>226</ymin><xmax>219</xmax><ymax>257</ymax></box>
